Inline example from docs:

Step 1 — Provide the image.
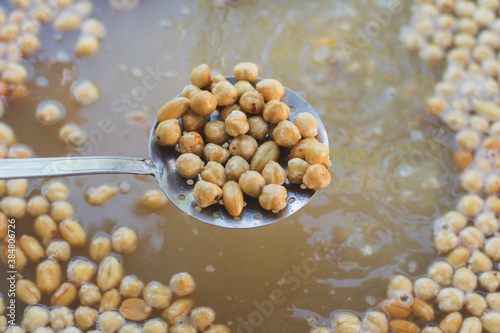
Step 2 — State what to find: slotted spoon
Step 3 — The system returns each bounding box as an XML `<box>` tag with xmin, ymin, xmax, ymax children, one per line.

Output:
<box><xmin>0</xmin><ymin>77</ymin><xmax>329</xmax><ymax>229</ymax></box>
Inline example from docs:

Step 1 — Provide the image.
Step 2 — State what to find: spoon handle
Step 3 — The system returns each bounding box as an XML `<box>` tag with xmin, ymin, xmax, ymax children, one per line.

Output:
<box><xmin>0</xmin><ymin>156</ymin><xmax>156</xmax><ymax>179</ymax></box>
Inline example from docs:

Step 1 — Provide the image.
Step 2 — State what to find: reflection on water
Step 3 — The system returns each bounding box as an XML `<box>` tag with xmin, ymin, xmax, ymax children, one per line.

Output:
<box><xmin>2</xmin><ymin>0</ymin><xmax>459</xmax><ymax>331</ymax></box>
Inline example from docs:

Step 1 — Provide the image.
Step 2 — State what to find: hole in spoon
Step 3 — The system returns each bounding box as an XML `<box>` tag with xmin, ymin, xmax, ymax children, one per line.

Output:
<box><xmin>194</xmin><ymin>206</ymin><xmax>201</xmax><ymax>212</ymax></box>
<box><xmin>186</xmin><ymin>179</ymin><xmax>194</xmax><ymax>185</ymax></box>
<box><xmin>234</xmin><ymin>216</ymin><xmax>241</xmax><ymax>221</ymax></box>
<box><xmin>213</xmin><ymin>212</ymin><xmax>220</xmax><ymax>218</ymax></box>
<box><xmin>288</xmin><ymin>197</ymin><xmax>296</xmax><ymax>204</ymax></box>
<box><xmin>254</xmin><ymin>214</ymin><xmax>262</xmax><ymax>220</ymax></box>
<box><xmin>178</xmin><ymin>194</ymin><xmax>186</xmax><ymax>200</ymax></box>
<box><xmin>289</xmin><ymin>106</ymin><xmax>296</xmax><ymax>113</ymax></box>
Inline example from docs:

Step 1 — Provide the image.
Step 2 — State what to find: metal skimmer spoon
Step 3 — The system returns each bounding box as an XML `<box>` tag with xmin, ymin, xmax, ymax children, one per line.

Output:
<box><xmin>0</xmin><ymin>78</ymin><xmax>329</xmax><ymax>229</ymax></box>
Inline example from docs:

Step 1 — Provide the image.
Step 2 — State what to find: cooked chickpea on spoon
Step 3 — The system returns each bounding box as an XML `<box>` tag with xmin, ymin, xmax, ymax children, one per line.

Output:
<box><xmin>0</xmin><ymin>62</ymin><xmax>331</xmax><ymax>228</ymax></box>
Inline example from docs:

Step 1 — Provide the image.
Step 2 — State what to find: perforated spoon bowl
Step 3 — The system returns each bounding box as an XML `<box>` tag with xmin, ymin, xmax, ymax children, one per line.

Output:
<box><xmin>0</xmin><ymin>77</ymin><xmax>329</xmax><ymax>228</ymax></box>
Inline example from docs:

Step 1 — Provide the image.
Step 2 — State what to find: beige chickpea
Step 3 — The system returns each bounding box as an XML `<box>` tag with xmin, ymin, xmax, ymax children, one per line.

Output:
<box><xmin>457</xmin><ymin>195</ymin><xmax>483</xmax><ymax>218</ymax></box>
<box><xmin>201</xmin><ymin>161</ymin><xmax>226</xmax><ymax>187</ymax></box>
<box><xmin>414</xmin><ymin>277</ymin><xmax>439</xmax><ymax>301</ymax></box>
<box><xmin>474</xmin><ymin>212</ymin><xmax>498</xmax><ymax>235</ymax></box>
<box><xmin>37</xmin><ymin>258</ymin><xmax>62</xmax><ymax>294</ymax></box>
<box><xmin>219</xmin><ymin>104</ymin><xmax>243</xmax><ymax>122</ymax></box>
<box><xmin>447</xmin><ymin>246</ymin><xmax>471</xmax><ymax>267</ymax></box>
<box><xmin>16</xmin><ymin>279</ymin><xmax>41</xmax><ymax>305</ymax></box>
<box><xmin>481</xmin><ymin>311</ymin><xmax>500</xmax><ymax>333</ymax></box>
<box><xmin>238</xmin><ymin>171</ymin><xmax>266</xmax><ymax>198</ymax></box>
<box><xmin>49</xmin><ymin>306</ymin><xmax>74</xmax><ymax>331</ymax></box>
<box><xmin>44</xmin><ymin>181</ymin><xmax>70</xmax><ymax>202</ymax></box>
<box><xmin>440</xmin><ymin>312</ymin><xmax>463</xmax><ymax>333</ymax></box>
<box><xmin>212</xmin><ymin>81</ymin><xmax>238</xmax><ymax>106</ymax></box>
<box><xmin>85</xmin><ymin>185</ymin><xmax>118</xmax><ymax>206</ymax></box>
<box><xmin>459</xmin><ymin>169</ymin><xmax>483</xmax><ymax>192</ymax></box>
<box><xmin>75</xmin><ymin>35</ymin><xmax>100</xmax><ymax>57</ymax></box>
<box><xmin>454</xmin><ymin>32</ymin><xmax>475</xmax><ymax>48</ymax></box>
<box><xmin>97</xmin><ymin>254</ymin><xmax>124</xmax><ymax>291</ymax></box>
<box><xmin>225</xmin><ymin>111</ymin><xmax>249</xmax><ymax>137</ymax></box>
<box><xmin>170</xmin><ymin>324</ymin><xmax>196</xmax><ymax>333</ymax></box>
<box><xmin>141</xmin><ymin>189</ymin><xmax>169</xmax><ymax>209</ymax></box>
<box><xmin>229</xmin><ymin>135</ymin><xmax>258</xmax><ymax>160</ymax></box>
<box><xmin>51</xmin><ymin>282</ymin><xmax>76</xmax><ymax>307</ymax></box>
<box><xmin>178</xmin><ymin>132</ymin><xmax>204</xmax><ymax>156</ymax></box>
<box><xmin>59</xmin><ymin>218</ymin><xmax>86</xmax><ymax>246</ymax></box>
<box><xmin>181</xmin><ymin>85</ymin><xmax>201</xmax><ymax>100</ymax></box>
<box><xmin>485</xmin><ymin>237</ymin><xmax>500</xmax><ymax>261</ymax></box>
<box><xmin>293</xmin><ymin>112</ymin><xmax>318</xmax><ymax>138</ymax></box>
<box><xmin>437</xmin><ymin>287</ymin><xmax>465</xmax><ymax>312</ymax></box>
<box><xmin>157</xmin><ymin>97</ymin><xmax>190</xmax><ymax>122</ymax></box>
<box><xmin>2</xmin><ymin>62</ymin><xmax>27</xmax><ymax>85</ymax></box>
<box><xmin>190</xmin><ymin>91</ymin><xmax>217</xmax><ymax>116</ymax></box>
<box><xmin>204</xmin><ymin>121</ymin><xmax>230</xmax><ymax>145</ymax></box>
<box><xmin>459</xmin><ymin>226</ymin><xmax>484</xmax><ymax>250</ymax></box>
<box><xmin>291</xmin><ymin>138</ymin><xmax>318</xmax><ymax>160</ymax></box>
<box><xmin>19</xmin><ymin>235</ymin><xmax>44</xmax><ymax>263</ymax></box>
<box><xmin>50</xmin><ymin>200</ymin><xmax>75</xmax><ymax>223</ymax></box>
<box><xmin>204</xmin><ymin>143</ymin><xmax>230</xmax><ymax>164</ymax></box>
<box><xmin>143</xmin><ymin>318</ymin><xmax>168</xmax><ymax>333</ymax></box>
<box><xmin>34</xmin><ymin>214</ymin><xmax>59</xmax><ymax>240</ymax></box>
<box><xmin>263</xmin><ymin>101</ymin><xmax>290</xmax><ymax>124</ymax></box>
<box><xmin>6</xmin><ymin>179</ymin><xmax>28</xmax><ymax>197</ymax></box>
<box><xmin>204</xmin><ymin>324</ymin><xmax>230</xmax><ymax>333</ymax></box>
<box><xmin>75</xmin><ymin>306</ymin><xmax>98</xmax><ymax>330</ymax></box>
<box><xmin>235</xmin><ymin>80</ymin><xmax>255</xmax><ymax>99</ymax></box>
<box><xmin>170</xmin><ymin>272</ymin><xmax>196</xmax><ymax>296</ymax></box>
<box><xmin>21</xmin><ymin>305</ymin><xmax>49</xmax><ymax>331</ymax></box>
<box><xmin>428</xmin><ymin>260</ymin><xmax>453</xmax><ymax>285</ymax></box>
<box><xmin>305</xmin><ymin>142</ymin><xmax>330</xmax><ymax>166</ymax></box>
<box><xmin>90</xmin><ymin>234</ymin><xmax>112</xmax><ymax>263</ymax></box>
<box><xmin>68</xmin><ymin>257</ymin><xmax>97</xmax><ymax>285</ymax></box>
<box><xmin>0</xmin><ymin>212</ymin><xmax>5</xmax><ymax>239</ymax></box>
<box><xmin>261</xmin><ymin>161</ymin><xmax>286</xmax><ymax>185</ymax></box>
<box><xmin>0</xmin><ymin>122</ymin><xmax>15</xmax><ymax>145</ymax></box>
<box><xmin>486</xmin><ymin>293</ymin><xmax>500</xmax><ymax>311</ymax></box>
<box><xmin>46</xmin><ymin>239</ymin><xmax>71</xmax><ymax>261</ymax></box>
<box><xmin>303</xmin><ymin>164</ymin><xmax>331</xmax><ymax>190</ymax></box>
<box><xmin>455</xmin><ymin>129</ymin><xmax>480</xmax><ymax>151</ymax></box>
<box><xmin>256</xmin><ymin>79</ymin><xmax>285</xmax><ymax>102</ymax></box>
<box><xmin>387</xmin><ymin>274</ymin><xmax>413</xmax><ymax>299</ymax></box>
<box><xmin>99</xmin><ymin>288</ymin><xmax>121</xmax><ymax>313</ymax></box>
<box><xmin>273</xmin><ymin>121</ymin><xmax>301</xmax><ymax>147</ymax></box>
<box><xmin>479</xmin><ymin>271</ymin><xmax>500</xmax><ymax>292</ymax></box>
<box><xmin>465</xmin><ymin>292</ymin><xmax>487</xmax><ymax>317</ymax></box>
<box><xmin>233</xmin><ymin>62</ymin><xmax>258</xmax><ymax>82</ymax></box>
<box><xmin>119</xmin><ymin>275</ymin><xmax>144</xmax><ymax>298</ymax></box>
<box><xmin>161</xmin><ymin>299</ymin><xmax>193</xmax><ymax>325</ymax></box>
<box><xmin>143</xmin><ymin>281</ymin><xmax>172</xmax><ymax>310</ymax></box>
<box><xmin>156</xmin><ymin>120</ymin><xmax>181</xmax><ymax>146</ymax></box>
<box><xmin>59</xmin><ymin>123</ymin><xmax>88</xmax><ymax>148</ymax></box>
<box><xmin>469</xmin><ymin>250</ymin><xmax>493</xmax><ymax>273</ymax></box>
<box><xmin>175</xmin><ymin>153</ymin><xmax>203</xmax><ymax>178</ymax></box>
<box><xmin>181</xmin><ymin>110</ymin><xmax>206</xmax><ymax>133</ymax></box>
<box><xmin>193</xmin><ymin>180</ymin><xmax>222</xmax><ymax>208</ymax></box>
<box><xmin>112</xmin><ymin>227</ymin><xmax>138</xmax><ymax>254</ymax></box>
<box><xmin>425</xmin><ymin>96</ymin><xmax>446</xmax><ymax>116</ymax></box>
<box><xmin>434</xmin><ymin>230</ymin><xmax>458</xmax><ymax>253</ymax></box>
<box><xmin>225</xmin><ymin>156</ymin><xmax>249</xmax><ymax>181</ymax></box>
<box><xmin>97</xmin><ymin>311</ymin><xmax>125</xmax><ymax>333</ymax></box>
<box><xmin>247</xmin><ymin>116</ymin><xmax>269</xmax><ymax>140</ymax></box>
<box><xmin>0</xmin><ymin>196</ymin><xmax>26</xmax><ymax>218</ymax></box>
<box><xmin>239</xmin><ymin>90</ymin><xmax>265</xmax><ymax>114</ymax></box>
<box><xmin>486</xmin><ymin>195</ymin><xmax>500</xmax><ymax>213</ymax></box>
<box><xmin>81</xmin><ymin>18</ymin><xmax>106</xmax><ymax>37</ymax></box>
<box><xmin>259</xmin><ymin>184</ymin><xmax>287</xmax><ymax>211</ymax></box>
<box><xmin>286</xmin><ymin>158</ymin><xmax>309</xmax><ymax>184</ymax></box>
<box><xmin>485</xmin><ymin>174</ymin><xmax>500</xmax><ymax>194</ymax></box>
<box><xmin>209</xmin><ymin>74</ymin><xmax>227</xmax><ymax>91</ymax></box>
<box><xmin>361</xmin><ymin>310</ymin><xmax>387</xmax><ymax>333</ymax></box>
<box><xmin>190</xmin><ymin>64</ymin><xmax>211</xmax><ymax>88</ymax></box>
<box><xmin>420</xmin><ymin>44</ymin><xmax>445</xmax><ymax>62</ymax></box>
<box><xmin>452</xmin><ymin>267</ymin><xmax>477</xmax><ymax>292</ymax></box>
<box><xmin>27</xmin><ymin>195</ymin><xmax>49</xmax><ymax>216</ymax></box>
<box><xmin>190</xmin><ymin>307</ymin><xmax>215</xmax><ymax>331</ymax></box>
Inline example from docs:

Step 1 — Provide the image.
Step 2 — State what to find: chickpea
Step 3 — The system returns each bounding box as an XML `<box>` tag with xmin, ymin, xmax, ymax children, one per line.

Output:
<box><xmin>466</xmin><ymin>292</ymin><xmax>487</xmax><ymax>317</ymax></box>
<box><xmin>19</xmin><ymin>235</ymin><xmax>44</xmax><ymax>263</ymax></box>
<box><xmin>75</xmin><ymin>35</ymin><xmax>100</xmax><ymax>57</ymax></box>
<box><xmin>143</xmin><ymin>318</ymin><xmax>168</xmax><ymax>333</ymax></box>
<box><xmin>414</xmin><ymin>277</ymin><xmax>439</xmax><ymax>301</ymax></box>
<box><xmin>209</xmin><ymin>74</ymin><xmax>227</xmax><ymax>91</ymax></box>
<box><xmin>225</xmin><ymin>156</ymin><xmax>249</xmax><ymax>181</ymax></box>
<box><xmin>259</xmin><ymin>184</ymin><xmax>287</xmax><ymax>211</ymax></box>
<box><xmin>0</xmin><ymin>122</ymin><xmax>14</xmax><ymax>145</ymax></box>
<box><xmin>181</xmin><ymin>85</ymin><xmax>201</xmax><ymax>100</ymax></box>
<box><xmin>81</xmin><ymin>18</ymin><xmax>106</xmax><ymax>38</ymax></box>
<box><xmin>481</xmin><ymin>311</ymin><xmax>500</xmax><ymax>333</ymax></box>
<box><xmin>250</xmin><ymin>140</ymin><xmax>280</xmax><ymax>173</ymax></box>
<box><xmin>72</xmin><ymin>80</ymin><xmax>99</xmax><ymax>106</ymax></box>
<box><xmin>190</xmin><ymin>64</ymin><xmax>211</xmax><ymax>88</ymax></box>
<box><xmin>239</xmin><ymin>90</ymin><xmax>265</xmax><ymax>114</ymax></box>
<box><xmin>387</xmin><ymin>274</ymin><xmax>413</xmax><ymax>299</ymax></box>
<box><xmin>273</xmin><ymin>121</ymin><xmax>301</xmax><ymax>147</ymax></box>
<box><xmin>162</xmin><ymin>299</ymin><xmax>193</xmax><ymax>325</ymax></box>
<box><xmin>229</xmin><ymin>135</ymin><xmax>258</xmax><ymax>160</ymax></box>
<box><xmin>233</xmin><ymin>62</ymin><xmax>258</xmax><ymax>82</ymax></box>
<box><xmin>27</xmin><ymin>195</ymin><xmax>49</xmax><ymax>216</ymax></box>
<box><xmin>46</xmin><ymin>239</ymin><xmax>71</xmax><ymax>261</ymax></box>
<box><xmin>260</xmin><ymin>161</ymin><xmax>286</xmax><ymax>185</ymax></box>
<box><xmin>21</xmin><ymin>305</ymin><xmax>49</xmax><ymax>331</ymax></box>
<box><xmin>238</xmin><ymin>171</ymin><xmax>266</xmax><ymax>198</ymax></box>
<box><xmin>459</xmin><ymin>226</ymin><xmax>484</xmax><ymax>249</ymax></box>
<box><xmin>247</xmin><ymin>116</ymin><xmax>269</xmax><ymax>140</ymax></box>
<box><xmin>362</xmin><ymin>310</ymin><xmax>387</xmax><ymax>333</ymax></box>
<box><xmin>49</xmin><ymin>306</ymin><xmax>74</xmax><ymax>331</ymax></box>
<box><xmin>112</xmin><ymin>227</ymin><xmax>138</xmax><ymax>254</ymax></box>
<box><xmin>190</xmin><ymin>307</ymin><xmax>215</xmax><ymax>331</ymax></box>
<box><xmin>457</xmin><ymin>194</ymin><xmax>483</xmax><ymax>218</ymax></box>
<box><xmin>434</xmin><ymin>230</ymin><xmax>458</xmax><ymax>253</ymax></box>
<box><xmin>212</xmin><ymin>81</ymin><xmax>238</xmax><ymax>106</ymax></box>
<box><xmin>485</xmin><ymin>237</ymin><xmax>500</xmax><ymax>261</ymax></box>
<box><xmin>485</xmin><ymin>174</ymin><xmax>500</xmax><ymax>194</ymax></box>
<box><xmin>452</xmin><ymin>267</ymin><xmax>477</xmax><ymax>292</ymax></box>
<box><xmin>119</xmin><ymin>275</ymin><xmax>144</xmax><ymax>298</ymax></box>
<box><xmin>2</xmin><ymin>62</ymin><xmax>27</xmax><ymax>85</ymax></box>
<box><xmin>59</xmin><ymin>218</ymin><xmax>86</xmax><ymax>246</ymax></box>
<box><xmin>141</xmin><ymin>189</ymin><xmax>169</xmax><ymax>210</ymax></box>
<box><xmin>437</xmin><ymin>287</ymin><xmax>465</xmax><ymax>312</ymax></box>
<box><xmin>16</xmin><ymin>279</ymin><xmax>41</xmax><ymax>305</ymax></box>
<box><xmin>44</xmin><ymin>181</ymin><xmax>70</xmax><ymax>202</ymax></box>
<box><xmin>225</xmin><ymin>110</ymin><xmax>249</xmax><ymax>137</ymax></box>
<box><xmin>143</xmin><ymin>281</ymin><xmax>172</xmax><ymax>310</ymax></box>
<box><xmin>97</xmin><ymin>311</ymin><xmax>125</xmax><ymax>333</ymax></box>
<box><xmin>193</xmin><ymin>180</ymin><xmax>223</xmax><ymax>208</ymax></box>
<box><xmin>75</xmin><ymin>306</ymin><xmax>98</xmax><ymax>330</ymax></box>
<box><xmin>156</xmin><ymin>120</ymin><xmax>181</xmax><ymax>146</ymax></box>
<box><xmin>157</xmin><ymin>97</ymin><xmax>190</xmax><ymax>122</ymax></box>
<box><xmin>85</xmin><ymin>185</ymin><xmax>118</xmax><ymax>206</ymax></box>
<box><xmin>0</xmin><ymin>197</ymin><xmax>26</xmax><ymax>218</ymax></box>
<box><xmin>204</xmin><ymin>143</ymin><xmax>230</xmax><ymax>164</ymax></box>
<box><xmin>256</xmin><ymin>79</ymin><xmax>285</xmax><ymax>102</ymax></box>
<box><xmin>303</xmin><ymin>164</ymin><xmax>331</xmax><ymax>190</ymax></box>
<box><xmin>204</xmin><ymin>121</ymin><xmax>230</xmax><ymax>145</ymax></box>
<box><xmin>219</xmin><ymin>105</ymin><xmax>242</xmax><ymax>122</ymax></box>
<box><xmin>201</xmin><ymin>161</ymin><xmax>226</xmax><ymax>187</ymax></box>
<box><xmin>305</xmin><ymin>142</ymin><xmax>330</xmax><ymax>167</ymax></box>
<box><xmin>235</xmin><ymin>80</ymin><xmax>255</xmax><ymax>99</ymax></box>
<box><xmin>286</xmin><ymin>158</ymin><xmax>310</xmax><ymax>184</ymax></box>
<box><xmin>440</xmin><ymin>312</ymin><xmax>463</xmax><ymax>333</ymax></box>
<box><xmin>177</xmin><ymin>132</ymin><xmax>204</xmax><ymax>156</ymax></box>
<box><xmin>68</xmin><ymin>257</ymin><xmax>97</xmax><ymax>285</ymax></box>
<box><xmin>99</xmin><ymin>289</ymin><xmax>121</xmax><ymax>313</ymax></box>
<box><xmin>89</xmin><ymin>234</ymin><xmax>112</xmax><ymax>263</ymax></box>
<box><xmin>459</xmin><ymin>169</ymin><xmax>483</xmax><ymax>192</ymax></box>
<box><xmin>425</xmin><ymin>96</ymin><xmax>446</xmax><ymax>116</ymax></box>
<box><xmin>469</xmin><ymin>250</ymin><xmax>493</xmax><ymax>273</ymax></box>
<box><xmin>478</xmin><ymin>271</ymin><xmax>500</xmax><ymax>292</ymax></box>
<box><xmin>263</xmin><ymin>101</ymin><xmax>290</xmax><ymax>124</ymax></box>
<box><xmin>474</xmin><ymin>212</ymin><xmax>498</xmax><ymax>235</ymax></box>
<box><xmin>447</xmin><ymin>246</ymin><xmax>471</xmax><ymax>267</ymax></box>
<box><xmin>175</xmin><ymin>153</ymin><xmax>203</xmax><ymax>178</ymax></box>
<box><xmin>190</xmin><ymin>91</ymin><xmax>217</xmax><ymax>116</ymax></box>
<box><xmin>169</xmin><ymin>272</ymin><xmax>196</xmax><ymax>297</ymax></box>
<box><xmin>181</xmin><ymin>110</ymin><xmax>206</xmax><ymax>132</ymax></box>
<box><xmin>97</xmin><ymin>254</ymin><xmax>124</xmax><ymax>291</ymax></box>
<box><xmin>428</xmin><ymin>260</ymin><xmax>453</xmax><ymax>285</ymax></box>
<box><xmin>34</xmin><ymin>214</ymin><xmax>59</xmax><ymax>240</ymax></box>
<box><xmin>486</xmin><ymin>293</ymin><xmax>500</xmax><ymax>311</ymax></box>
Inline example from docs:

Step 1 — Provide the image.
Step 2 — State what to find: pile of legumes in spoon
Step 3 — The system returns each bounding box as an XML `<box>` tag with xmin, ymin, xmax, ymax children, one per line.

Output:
<box><xmin>155</xmin><ymin>63</ymin><xmax>331</xmax><ymax>218</ymax></box>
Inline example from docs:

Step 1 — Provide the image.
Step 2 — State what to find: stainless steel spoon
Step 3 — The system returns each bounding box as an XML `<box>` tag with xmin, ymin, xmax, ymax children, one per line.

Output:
<box><xmin>0</xmin><ymin>77</ymin><xmax>329</xmax><ymax>229</ymax></box>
